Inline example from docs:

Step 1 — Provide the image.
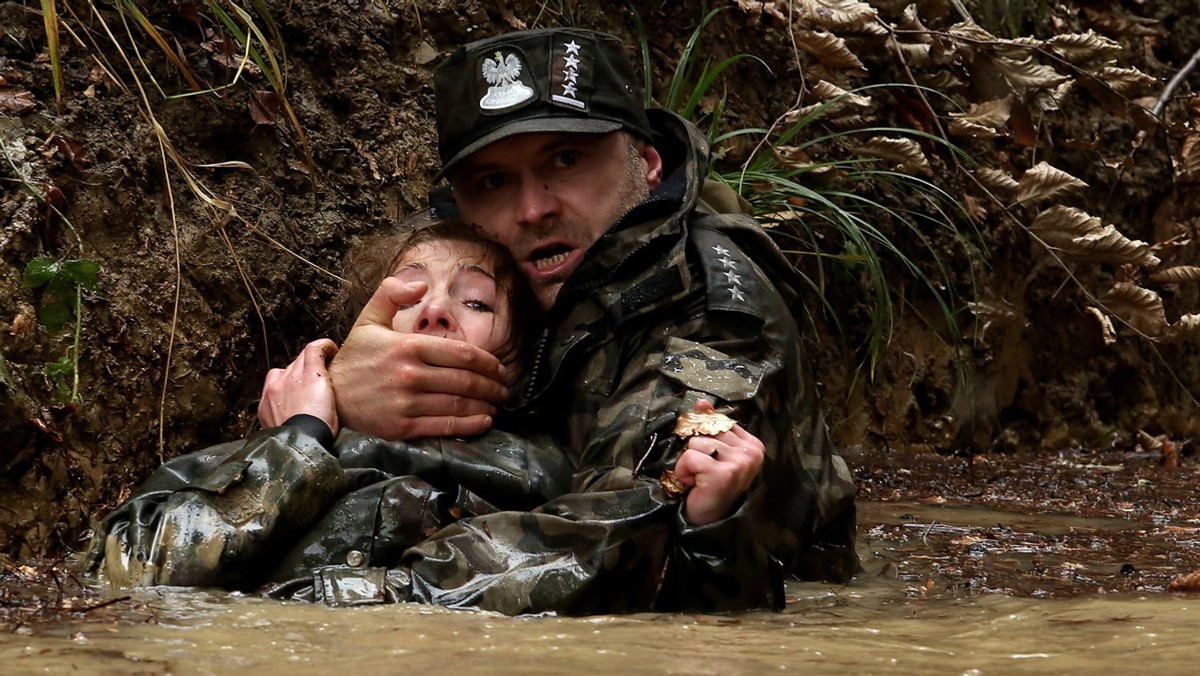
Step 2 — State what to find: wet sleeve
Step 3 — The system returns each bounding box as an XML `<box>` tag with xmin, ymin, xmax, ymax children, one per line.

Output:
<box><xmin>87</xmin><ymin>426</ymin><xmax>346</xmax><ymax>591</ymax></box>
<box><xmin>335</xmin><ymin>428</ymin><xmax>574</xmax><ymax>510</ymax></box>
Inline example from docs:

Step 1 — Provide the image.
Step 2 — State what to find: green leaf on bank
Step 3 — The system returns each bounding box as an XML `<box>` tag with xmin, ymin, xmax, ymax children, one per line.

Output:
<box><xmin>44</xmin><ymin>355</ymin><xmax>73</xmax><ymax>401</ymax></box>
<box><xmin>22</xmin><ymin>256</ymin><xmax>57</xmax><ymax>288</ymax></box>
<box><xmin>61</xmin><ymin>259</ymin><xmax>100</xmax><ymax>289</ymax></box>
<box><xmin>21</xmin><ymin>256</ymin><xmax>100</xmax><ymax>332</ymax></box>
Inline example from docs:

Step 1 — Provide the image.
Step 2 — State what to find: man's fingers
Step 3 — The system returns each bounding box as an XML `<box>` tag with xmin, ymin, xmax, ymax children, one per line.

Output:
<box><xmin>396</xmin><ymin>354</ymin><xmax>507</xmax><ymax>403</ymax></box>
<box><xmin>354</xmin><ymin>278</ymin><xmax>428</xmax><ymax>328</ymax></box>
<box><xmin>404</xmin><ymin>414</ymin><xmax>494</xmax><ymax>439</ymax></box>
<box><xmin>389</xmin><ymin>392</ymin><xmax>497</xmax><ymax>418</ymax></box>
<box><xmin>411</xmin><ymin>335</ymin><xmax>507</xmax><ymax>382</ymax></box>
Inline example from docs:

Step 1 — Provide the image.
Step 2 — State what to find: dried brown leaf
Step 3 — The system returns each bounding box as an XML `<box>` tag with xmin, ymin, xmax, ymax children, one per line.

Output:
<box><xmin>674</xmin><ymin>411</ymin><xmax>737</xmax><ymax>437</ymax></box>
<box><xmin>0</xmin><ymin>88</ymin><xmax>37</xmax><ymax>113</ymax></box>
<box><xmin>1149</xmin><ymin>266</ymin><xmax>1200</xmax><ymax>284</ymax></box>
<box><xmin>736</xmin><ymin>0</ymin><xmax>789</xmax><ymax>21</ymax></box>
<box><xmin>898</xmin><ymin>4</ymin><xmax>931</xmax><ymax>38</ymax></box>
<box><xmin>1030</xmin><ymin>81</ymin><xmax>1074</xmax><ymax>113</ymax></box>
<box><xmin>916</xmin><ymin>70</ymin><xmax>963</xmax><ymax>91</ymax></box>
<box><xmin>1030</xmin><ymin>205</ymin><xmax>1100</xmax><ymax>247</ymax></box>
<box><xmin>967</xmin><ymin>297</ymin><xmax>1026</xmax><ymax>337</ymax></box>
<box><xmin>859</xmin><ymin>136</ymin><xmax>931</xmax><ymax>175</ymax></box>
<box><xmin>1091</xmin><ymin>66</ymin><xmax>1157</xmax><ymax>97</ymax></box>
<box><xmin>975</xmin><ymin>167</ymin><xmax>1019</xmax><ymax>196</ymax></box>
<box><xmin>248</xmin><ymin>90</ymin><xmax>280</xmax><ymax>125</ymax></box>
<box><xmin>1161</xmin><ymin>314</ymin><xmax>1200</xmax><ymax>343</ymax></box>
<box><xmin>1100</xmin><ymin>283</ymin><xmax>1166</xmax><ymax>336</ymax></box>
<box><xmin>1177</xmin><ymin>133</ymin><xmax>1200</xmax><ymax>180</ymax></box>
<box><xmin>1016</xmin><ymin>162</ymin><xmax>1087</xmax><ymax>205</ymax></box>
<box><xmin>1046</xmin><ymin>31</ymin><xmax>1122</xmax><ymax>65</ymax></box>
<box><xmin>52</xmin><ymin>136</ymin><xmax>87</xmax><ymax>171</ymax></box>
<box><xmin>1169</xmin><ymin>567</ymin><xmax>1200</xmax><ymax>591</ymax></box>
<box><xmin>948</xmin><ymin>97</ymin><xmax>1012</xmax><ymax>137</ymax></box>
<box><xmin>793</xmin><ymin>80</ymin><xmax>873</xmax><ymax>121</ymax></box>
<box><xmin>890</xmin><ymin>41</ymin><xmax>933</xmax><ymax>67</ymax></box>
<box><xmin>993</xmin><ymin>55</ymin><xmax>1069</xmax><ymax>93</ymax></box>
<box><xmin>1085</xmin><ymin>307</ymin><xmax>1117</xmax><ymax>346</ymax></box>
<box><xmin>1082</xmin><ymin>8</ymin><xmax>1162</xmax><ymax>38</ymax></box>
<box><xmin>946</xmin><ymin>21</ymin><xmax>997</xmax><ymax>43</ymax></box>
<box><xmin>797</xmin><ymin>0</ymin><xmax>879</xmax><ymax>31</ymax></box>
<box><xmin>1065</xmin><ymin>225</ymin><xmax>1159</xmax><ymax>266</ymax></box>
<box><xmin>796</xmin><ymin>29</ymin><xmax>866</xmax><ymax>70</ymax></box>
<box><xmin>659</xmin><ymin>470</ymin><xmax>688</xmax><ymax>499</ymax></box>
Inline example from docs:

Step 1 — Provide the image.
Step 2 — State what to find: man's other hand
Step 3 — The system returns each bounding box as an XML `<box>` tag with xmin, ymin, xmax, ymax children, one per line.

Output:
<box><xmin>329</xmin><ymin>277</ymin><xmax>509</xmax><ymax>440</ymax></box>
<box><xmin>259</xmin><ymin>339</ymin><xmax>340</xmax><ymax>434</ymax></box>
<box><xmin>672</xmin><ymin>400</ymin><xmax>765</xmax><ymax>526</ymax></box>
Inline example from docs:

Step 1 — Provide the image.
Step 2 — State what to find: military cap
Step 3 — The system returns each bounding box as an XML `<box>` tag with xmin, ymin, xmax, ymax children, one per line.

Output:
<box><xmin>434</xmin><ymin>28</ymin><xmax>653</xmax><ymax>177</ymax></box>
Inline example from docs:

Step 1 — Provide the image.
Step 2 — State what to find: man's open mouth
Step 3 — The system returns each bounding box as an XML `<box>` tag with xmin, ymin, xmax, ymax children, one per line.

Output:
<box><xmin>532</xmin><ymin>245</ymin><xmax>572</xmax><ymax>271</ymax></box>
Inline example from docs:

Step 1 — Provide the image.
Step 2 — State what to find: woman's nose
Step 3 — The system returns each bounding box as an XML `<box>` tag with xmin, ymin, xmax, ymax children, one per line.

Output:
<box><xmin>415</xmin><ymin>300</ymin><xmax>457</xmax><ymax>335</ymax></box>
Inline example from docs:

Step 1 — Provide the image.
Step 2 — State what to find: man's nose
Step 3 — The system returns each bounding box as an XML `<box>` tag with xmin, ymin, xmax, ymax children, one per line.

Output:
<box><xmin>415</xmin><ymin>300</ymin><xmax>457</xmax><ymax>336</ymax></box>
<box><xmin>516</xmin><ymin>179</ymin><xmax>560</xmax><ymax>227</ymax></box>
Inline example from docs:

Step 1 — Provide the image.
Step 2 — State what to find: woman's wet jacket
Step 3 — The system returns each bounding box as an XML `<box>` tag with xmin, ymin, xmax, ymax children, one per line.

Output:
<box><xmin>85</xmin><ymin>110</ymin><xmax>859</xmax><ymax>615</ymax></box>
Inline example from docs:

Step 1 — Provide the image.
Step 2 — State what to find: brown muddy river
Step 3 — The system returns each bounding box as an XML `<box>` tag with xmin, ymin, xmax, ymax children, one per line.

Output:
<box><xmin>3</xmin><ymin>500</ymin><xmax>1198</xmax><ymax>674</ymax></box>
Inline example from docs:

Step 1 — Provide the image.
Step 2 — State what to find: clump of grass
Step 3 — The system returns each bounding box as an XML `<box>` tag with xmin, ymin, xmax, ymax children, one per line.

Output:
<box><xmin>642</xmin><ymin>12</ymin><xmax>979</xmax><ymax>375</ymax></box>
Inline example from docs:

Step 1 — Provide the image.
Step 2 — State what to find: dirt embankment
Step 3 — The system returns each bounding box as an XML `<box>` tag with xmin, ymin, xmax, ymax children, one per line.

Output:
<box><xmin>1</xmin><ymin>0</ymin><xmax>1197</xmax><ymax>560</ymax></box>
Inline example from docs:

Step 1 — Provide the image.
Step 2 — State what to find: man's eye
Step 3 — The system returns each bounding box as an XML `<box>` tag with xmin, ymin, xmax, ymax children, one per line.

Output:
<box><xmin>553</xmin><ymin>150</ymin><xmax>580</xmax><ymax>168</ymax></box>
<box><xmin>464</xmin><ymin>300</ymin><xmax>493</xmax><ymax>313</ymax></box>
<box><xmin>478</xmin><ymin>174</ymin><xmax>508</xmax><ymax>191</ymax></box>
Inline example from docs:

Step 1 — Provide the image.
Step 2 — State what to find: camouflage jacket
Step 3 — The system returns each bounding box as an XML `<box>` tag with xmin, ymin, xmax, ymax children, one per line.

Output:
<box><xmin>86</xmin><ymin>110</ymin><xmax>857</xmax><ymax>615</ymax></box>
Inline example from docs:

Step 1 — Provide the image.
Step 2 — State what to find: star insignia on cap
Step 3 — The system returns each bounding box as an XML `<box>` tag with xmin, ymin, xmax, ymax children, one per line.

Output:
<box><xmin>562</xmin><ymin>83</ymin><xmax>577</xmax><ymax>97</ymax></box>
<box><xmin>562</xmin><ymin>69</ymin><xmax>578</xmax><ymax>83</ymax></box>
<box><xmin>564</xmin><ymin>40</ymin><xmax>581</xmax><ymax>55</ymax></box>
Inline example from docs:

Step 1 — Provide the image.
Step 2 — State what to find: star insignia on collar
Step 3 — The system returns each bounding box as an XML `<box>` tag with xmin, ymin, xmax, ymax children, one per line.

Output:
<box><xmin>712</xmin><ymin>244</ymin><xmax>730</xmax><ymax>257</ymax></box>
<box><xmin>730</xmin><ymin>288</ymin><xmax>746</xmax><ymax>303</ymax></box>
<box><xmin>723</xmin><ymin>270</ymin><xmax>742</xmax><ymax>285</ymax></box>
<box><xmin>718</xmin><ymin>256</ymin><xmax>737</xmax><ymax>270</ymax></box>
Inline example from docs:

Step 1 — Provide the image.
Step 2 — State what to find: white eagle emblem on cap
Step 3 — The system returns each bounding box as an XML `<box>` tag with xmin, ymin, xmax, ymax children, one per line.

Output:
<box><xmin>480</xmin><ymin>50</ymin><xmax>535</xmax><ymax>110</ymax></box>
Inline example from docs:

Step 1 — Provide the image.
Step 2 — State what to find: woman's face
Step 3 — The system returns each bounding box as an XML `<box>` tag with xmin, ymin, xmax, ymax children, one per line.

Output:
<box><xmin>389</xmin><ymin>240</ymin><xmax>513</xmax><ymax>357</ymax></box>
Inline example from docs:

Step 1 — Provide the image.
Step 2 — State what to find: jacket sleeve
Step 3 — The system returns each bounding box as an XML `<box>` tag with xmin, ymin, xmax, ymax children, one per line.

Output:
<box><xmin>334</xmin><ymin>428</ymin><xmax>574</xmax><ymax>510</ymax></box>
<box><xmin>566</xmin><ymin>323</ymin><xmax>794</xmax><ymax>612</ymax></box>
<box><xmin>85</xmin><ymin>426</ymin><xmax>346</xmax><ymax>591</ymax></box>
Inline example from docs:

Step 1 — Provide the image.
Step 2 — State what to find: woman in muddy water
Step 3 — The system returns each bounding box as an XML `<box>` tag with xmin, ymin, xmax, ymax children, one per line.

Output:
<box><xmin>87</xmin><ymin>216</ymin><xmax>764</xmax><ymax>611</ymax></box>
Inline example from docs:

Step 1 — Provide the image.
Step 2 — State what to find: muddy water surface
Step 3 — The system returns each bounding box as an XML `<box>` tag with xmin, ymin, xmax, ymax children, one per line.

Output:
<box><xmin>4</xmin><ymin>500</ymin><xmax>1198</xmax><ymax>674</ymax></box>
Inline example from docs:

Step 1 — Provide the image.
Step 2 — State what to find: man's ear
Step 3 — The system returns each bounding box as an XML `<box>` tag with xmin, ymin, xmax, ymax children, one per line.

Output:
<box><xmin>641</xmin><ymin>142</ymin><xmax>664</xmax><ymax>191</ymax></box>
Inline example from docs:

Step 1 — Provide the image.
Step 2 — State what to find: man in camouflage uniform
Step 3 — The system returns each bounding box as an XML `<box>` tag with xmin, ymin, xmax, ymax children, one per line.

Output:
<box><xmin>87</xmin><ymin>28</ymin><xmax>857</xmax><ymax>614</ymax></box>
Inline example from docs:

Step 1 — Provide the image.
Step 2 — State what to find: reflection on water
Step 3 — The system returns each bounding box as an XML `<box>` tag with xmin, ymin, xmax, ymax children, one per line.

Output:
<box><xmin>4</xmin><ymin>501</ymin><xmax>1197</xmax><ymax>674</ymax></box>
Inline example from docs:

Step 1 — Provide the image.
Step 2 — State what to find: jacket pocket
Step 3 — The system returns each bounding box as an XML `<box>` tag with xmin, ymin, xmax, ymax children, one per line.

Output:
<box><xmin>658</xmin><ymin>337</ymin><xmax>767</xmax><ymax>402</ymax></box>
